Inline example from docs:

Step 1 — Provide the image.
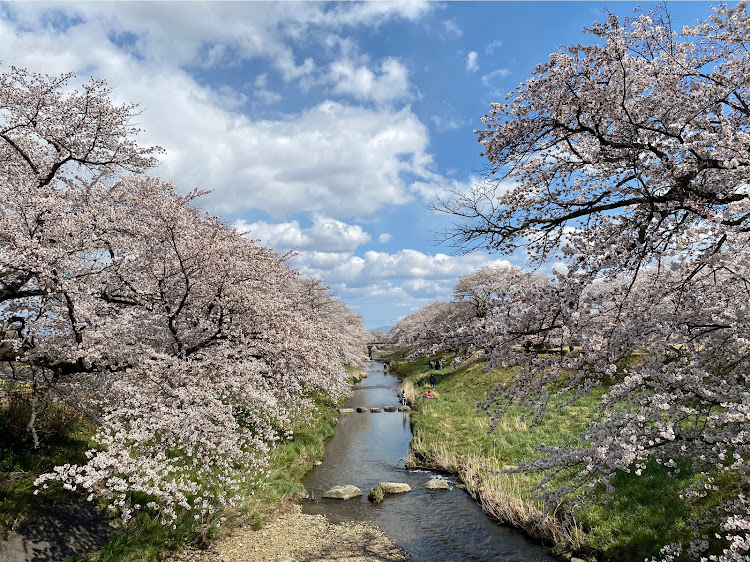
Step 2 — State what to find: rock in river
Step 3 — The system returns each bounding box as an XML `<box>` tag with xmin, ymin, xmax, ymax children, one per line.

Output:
<box><xmin>322</xmin><ymin>485</ymin><xmax>363</xmax><ymax>500</ymax></box>
<box><xmin>378</xmin><ymin>482</ymin><xmax>411</xmax><ymax>494</ymax></box>
<box><xmin>424</xmin><ymin>479</ymin><xmax>450</xmax><ymax>490</ymax></box>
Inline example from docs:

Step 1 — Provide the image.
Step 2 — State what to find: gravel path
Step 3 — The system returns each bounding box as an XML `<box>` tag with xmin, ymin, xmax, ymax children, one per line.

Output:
<box><xmin>165</xmin><ymin>503</ymin><xmax>410</xmax><ymax>562</ymax></box>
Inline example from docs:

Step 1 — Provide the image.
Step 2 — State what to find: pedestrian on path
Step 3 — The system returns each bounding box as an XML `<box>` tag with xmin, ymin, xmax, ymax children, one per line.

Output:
<box><xmin>429</xmin><ymin>374</ymin><xmax>436</xmax><ymax>389</ymax></box>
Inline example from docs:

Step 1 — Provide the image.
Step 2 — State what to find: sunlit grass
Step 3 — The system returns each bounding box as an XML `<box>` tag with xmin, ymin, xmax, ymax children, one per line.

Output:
<box><xmin>1</xmin><ymin>385</ymin><xmax>345</xmax><ymax>561</ymax></box>
<box><xmin>387</xmin><ymin>351</ymin><xmax>718</xmax><ymax>561</ymax></box>
<box><xmin>97</xmin><ymin>392</ymin><xmax>341</xmax><ymax>561</ymax></box>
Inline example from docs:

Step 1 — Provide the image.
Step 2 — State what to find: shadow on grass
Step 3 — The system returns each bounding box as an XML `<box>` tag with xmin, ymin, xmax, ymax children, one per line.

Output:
<box><xmin>0</xmin><ymin>496</ymin><xmax>116</xmax><ymax>562</ymax></box>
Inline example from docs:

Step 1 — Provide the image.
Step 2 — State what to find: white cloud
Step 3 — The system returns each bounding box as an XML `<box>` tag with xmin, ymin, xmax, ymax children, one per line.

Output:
<box><xmin>291</xmin><ymin>248</ymin><xmax>512</xmax><ymax>289</ymax></box>
<box><xmin>252</xmin><ymin>73</ymin><xmax>282</xmax><ymax>104</ymax></box>
<box><xmin>253</xmin><ymin>88</ymin><xmax>282</xmax><ymax>105</ymax></box>
<box><xmin>326</xmin><ymin>2</ymin><xmax>433</xmax><ymax>28</ymax></box>
<box><xmin>466</xmin><ymin>51</ymin><xmax>479</xmax><ymax>72</ymax></box>
<box><xmin>328</xmin><ymin>57</ymin><xmax>411</xmax><ymax>105</ymax></box>
<box><xmin>403</xmin><ymin>278</ymin><xmax>452</xmax><ymax>295</ymax></box>
<box><xmin>378</xmin><ymin>233</ymin><xmax>392</xmax><ymax>244</ymax></box>
<box><xmin>481</xmin><ymin>68</ymin><xmax>511</xmax><ymax>88</ymax></box>
<box><xmin>409</xmin><ymin>176</ymin><xmax>476</xmax><ymax>201</ymax></box>
<box><xmin>4</xmin><ymin>2</ymin><xmax>433</xmax><ymax>77</ymax></box>
<box><xmin>442</xmin><ymin>19</ymin><xmax>463</xmax><ymax>38</ymax></box>
<box><xmin>431</xmin><ymin>115</ymin><xmax>464</xmax><ymax>132</ymax></box>
<box><xmin>0</xmin><ymin>4</ymin><xmax>444</xmax><ymax>219</ymax></box>
<box><xmin>484</xmin><ymin>40</ymin><xmax>503</xmax><ymax>55</ymax></box>
<box><xmin>234</xmin><ymin>217</ymin><xmax>371</xmax><ymax>253</ymax></box>
<box><xmin>190</xmin><ymin>100</ymin><xmax>428</xmax><ymax>217</ymax></box>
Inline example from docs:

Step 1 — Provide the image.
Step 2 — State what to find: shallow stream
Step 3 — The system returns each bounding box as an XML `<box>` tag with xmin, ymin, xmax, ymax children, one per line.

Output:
<box><xmin>302</xmin><ymin>360</ymin><xmax>556</xmax><ymax>561</ymax></box>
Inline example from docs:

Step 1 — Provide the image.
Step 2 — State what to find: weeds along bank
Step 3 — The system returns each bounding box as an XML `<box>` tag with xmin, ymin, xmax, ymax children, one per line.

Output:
<box><xmin>1</xmin><ymin>383</ymin><xmax>352</xmax><ymax>561</ymax></box>
<box><xmin>388</xmin><ymin>352</ymin><xmax>715</xmax><ymax>562</ymax></box>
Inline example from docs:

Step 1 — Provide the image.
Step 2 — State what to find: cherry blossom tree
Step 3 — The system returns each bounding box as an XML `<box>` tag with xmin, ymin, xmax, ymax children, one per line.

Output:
<box><xmin>1</xmin><ymin>68</ymin><xmax>363</xmax><ymax>525</ymax></box>
<box><xmin>292</xmin><ymin>277</ymin><xmax>370</xmax><ymax>369</ymax></box>
<box><xmin>388</xmin><ymin>300</ymin><xmax>473</xmax><ymax>355</ymax></box>
<box><xmin>370</xmin><ymin>329</ymin><xmax>389</xmax><ymax>344</ymax></box>
<box><xmin>438</xmin><ymin>4</ymin><xmax>750</xmax><ymax>560</ymax></box>
<box><xmin>452</xmin><ymin>264</ymin><xmax>527</xmax><ymax>319</ymax></box>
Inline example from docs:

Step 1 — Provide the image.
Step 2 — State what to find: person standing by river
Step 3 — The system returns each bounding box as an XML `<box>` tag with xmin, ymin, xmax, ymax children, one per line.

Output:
<box><xmin>429</xmin><ymin>374</ymin><xmax>436</xmax><ymax>389</ymax></box>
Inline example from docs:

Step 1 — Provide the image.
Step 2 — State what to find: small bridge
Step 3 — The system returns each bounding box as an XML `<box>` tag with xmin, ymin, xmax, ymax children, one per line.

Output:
<box><xmin>367</xmin><ymin>342</ymin><xmax>396</xmax><ymax>358</ymax></box>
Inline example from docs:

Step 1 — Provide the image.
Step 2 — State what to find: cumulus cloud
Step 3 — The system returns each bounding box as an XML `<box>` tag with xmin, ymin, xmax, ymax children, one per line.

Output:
<box><xmin>325</xmin><ymin>1</ymin><xmax>433</xmax><ymax>27</ymax></box>
<box><xmin>466</xmin><ymin>51</ymin><xmax>479</xmax><ymax>72</ymax></box>
<box><xmin>328</xmin><ymin>57</ymin><xmax>411</xmax><ymax>105</ymax></box>
<box><xmin>409</xmin><ymin>175</ymin><xmax>478</xmax><ymax>201</ymax></box>
<box><xmin>291</xmin><ymin>248</ymin><xmax>512</xmax><ymax>288</ymax></box>
<box><xmin>5</xmin><ymin>2</ymin><xmax>432</xmax><ymax>76</ymax></box>
<box><xmin>430</xmin><ymin>115</ymin><xmax>464</xmax><ymax>132</ymax></box>
<box><xmin>378</xmin><ymin>233</ymin><xmax>392</xmax><ymax>243</ymax></box>
<box><xmin>191</xmin><ymin>100</ymin><xmax>428</xmax><ymax>217</ymax></box>
<box><xmin>0</xmin><ymin>3</ymin><xmax>439</xmax><ymax>219</ymax></box>
<box><xmin>252</xmin><ymin>73</ymin><xmax>282</xmax><ymax>104</ymax></box>
<box><xmin>233</xmin><ymin>217</ymin><xmax>371</xmax><ymax>253</ymax></box>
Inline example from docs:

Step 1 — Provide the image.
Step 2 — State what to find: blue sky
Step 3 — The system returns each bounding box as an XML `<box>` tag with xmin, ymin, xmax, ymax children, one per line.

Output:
<box><xmin>0</xmin><ymin>1</ymin><xmax>717</xmax><ymax>330</ymax></box>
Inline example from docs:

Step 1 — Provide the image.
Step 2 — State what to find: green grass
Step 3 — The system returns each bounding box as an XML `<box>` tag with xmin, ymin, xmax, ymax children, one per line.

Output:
<box><xmin>95</xmin><ymin>392</ymin><xmax>341</xmax><ymax>561</ymax></box>
<box><xmin>578</xmin><ymin>460</ymin><xmax>697</xmax><ymax>561</ymax></box>
<box><xmin>0</xmin><ymin>407</ymin><xmax>94</xmax><ymax>538</ymax></box>
<box><xmin>386</xmin><ymin>351</ymin><xmax>717</xmax><ymax>562</ymax></box>
<box><xmin>1</xmin><ymin>387</ymin><xmax>345</xmax><ymax>561</ymax></box>
<box><xmin>249</xmin><ymin>393</ymin><xmax>338</xmax><ymax>505</ymax></box>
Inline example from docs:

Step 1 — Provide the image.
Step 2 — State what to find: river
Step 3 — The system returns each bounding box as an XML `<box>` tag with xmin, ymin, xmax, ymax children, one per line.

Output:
<box><xmin>302</xmin><ymin>360</ymin><xmax>556</xmax><ymax>562</ymax></box>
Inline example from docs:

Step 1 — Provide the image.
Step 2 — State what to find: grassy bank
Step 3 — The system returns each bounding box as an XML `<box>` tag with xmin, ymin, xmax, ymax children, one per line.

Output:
<box><xmin>0</xmin><ymin>396</ymin><xmax>93</xmax><ymax>539</ymax></box>
<box><xmin>2</xmin><ymin>372</ymin><xmax>360</xmax><ymax>561</ymax></box>
<box><xmin>388</xmin><ymin>352</ymin><xmax>706</xmax><ymax>562</ymax></box>
<box><xmin>97</xmin><ymin>392</ymin><xmax>342</xmax><ymax>561</ymax></box>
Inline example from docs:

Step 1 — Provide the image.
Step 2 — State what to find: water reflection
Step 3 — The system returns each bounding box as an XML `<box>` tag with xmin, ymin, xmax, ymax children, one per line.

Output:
<box><xmin>302</xmin><ymin>361</ymin><xmax>555</xmax><ymax>562</ymax></box>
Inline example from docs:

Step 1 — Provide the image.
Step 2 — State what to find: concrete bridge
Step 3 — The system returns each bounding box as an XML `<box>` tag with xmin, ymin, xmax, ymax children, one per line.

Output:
<box><xmin>367</xmin><ymin>342</ymin><xmax>397</xmax><ymax>358</ymax></box>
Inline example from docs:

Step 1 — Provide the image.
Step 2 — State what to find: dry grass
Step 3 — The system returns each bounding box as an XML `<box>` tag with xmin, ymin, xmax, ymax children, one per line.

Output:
<box><xmin>397</xmin><ymin>380</ymin><xmax>417</xmax><ymax>405</ymax></box>
<box><xmin>461</xmin><ymin>456</ymin><xmax>583</xmax><ymax>548</ymax></box>
<box><xmin>406</xmin><ymin>440</ymin><xmax>582</xmax><ymax>549</ymax></box>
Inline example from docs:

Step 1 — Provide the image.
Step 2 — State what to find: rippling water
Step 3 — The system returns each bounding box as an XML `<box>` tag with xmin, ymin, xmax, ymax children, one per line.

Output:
<box><xmin>302</xmin><ymin>360</ymin><xmax>556</xmax><ymax>562</ymax></box>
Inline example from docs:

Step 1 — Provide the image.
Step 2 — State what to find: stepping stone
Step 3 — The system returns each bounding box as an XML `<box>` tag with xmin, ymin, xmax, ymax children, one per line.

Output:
<box><xmin>370</xmin><ymin>407</ymin><xmax>381</xmax><ymax>413</ymax></box>
<box><xmin>397</xmin><ymin>406</ymin><xmax>411</xmax><ymax>412</ymax></box>
<box><xmin>356</xmin><ymin>407</ymin><xmax>368</xmax><ymax>413</ymax></box>
<box><xmin>378</xmin><ymin>482</ymin><xmax>411</xmax><ymax>494</ymax></box>
<box><xmin>383</xmin><ymin>406</ymin><xmax>396</xmax><ymax>412</ymax></box>
<box><xmin>322</xmin><ymin>485</ymin><xmax>362</xmax><ymax>499</ymax></box>
<box><xmin>338</xmin><ymin>408</ymin><xmax>355</xmax><ymax>414</ymax></box>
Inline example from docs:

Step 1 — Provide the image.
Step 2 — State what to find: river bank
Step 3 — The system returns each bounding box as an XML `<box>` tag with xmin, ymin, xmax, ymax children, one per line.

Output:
<box><xmin>389</xmin><ymin>352</ymin><xmax>586</xmax><ymax>561</ymax></box>
<box><xmin>165</xmin><ymin>502</ymin><xmax>408</xmax><ymax>562</ymax></box>
<box><xmin>388</xmin><ymin>351</ymin><xmax>715</xmax><ymax>562</ymax></box>
<box><xmin>300</xmin><ymin>359</ymin><xmax>555</xmax><ymax>562</ymax></box>
<box><xmin>0</xmin><ymin>370</ymin><xmax>391</xmax><ymax>561</ymax></box>
<box><xmin>164</xmin><ymin>361</ymin><xmax>411</xmax><ymax>562</ymax></box>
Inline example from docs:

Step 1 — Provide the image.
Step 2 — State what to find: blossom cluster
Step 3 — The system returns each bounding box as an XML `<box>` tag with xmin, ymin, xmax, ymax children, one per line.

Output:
<box><xmin>424</xmin><ymin>4</ymin><xmax>750</xmax><ymax>560</ymax></box>
<box><xmin>0</xmin><ymin>67</ymin><xmax>368</xmax><ymax>523</ymax></box>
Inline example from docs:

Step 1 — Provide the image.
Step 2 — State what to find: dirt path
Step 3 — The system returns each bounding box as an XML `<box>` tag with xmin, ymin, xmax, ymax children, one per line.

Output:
<box><xmin>166</xmin><ymin>502</ymin><xmax>409</xmax><ymax>562</ymax></box>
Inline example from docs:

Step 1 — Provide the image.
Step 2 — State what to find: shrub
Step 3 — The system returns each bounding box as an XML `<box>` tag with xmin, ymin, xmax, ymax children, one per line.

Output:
<box><xmin>368</xmin><ymin>485</ymin><xmax>384</xmax><ymax>503</ymax></box>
